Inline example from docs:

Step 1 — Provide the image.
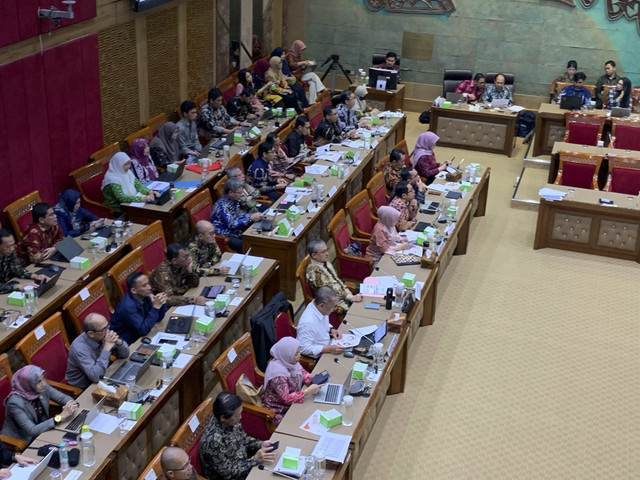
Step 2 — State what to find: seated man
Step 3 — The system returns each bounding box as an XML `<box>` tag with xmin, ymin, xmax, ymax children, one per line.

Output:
<box><xmin>225</xmin><ymin>166</ymin><xmax>266</xmax><ymax>214</ymax></box>
<box><xmin>176</xmin><ymin>100</ymin><xmax>202</xmax><ymax>158</ymax></box>
<box><xmin>557</xmin><ymin>71</ymin><xmax>591</xmax><ymax>106</ymax></box>
<box><xmin>336</xmin><ymin>90</ymin><xmax>363</xmax><ymax>133</ymax></box>
<box><xmin>297</xmin><ymin>286</ymin><xmax>344</xmax><ymax>358</ymax></box>
<box><xmin>383</xmin><ymin>148</ymin><xmax>406</xmax><ymax>192</ymax></box>
<box><xmin>210</xmin><ymin>178</ymin><xmax>263</xmax><ymax>252</ymax></box>
<box><xmin>481</xmin><ymin>73</ymin><xmax>513</xmax><ymax>106</ymax></box>
<box><xmin>284</xmin><ymin>115</ymin><xmax>313</xmax><ymax>159</ymax></box>
<box><xmin>111</xmin><ymin>271</ymin><xmax>168</xmax><ymax>345</ymax></box>
<box><xmin>200</xmin><ymin>392</ymin><xmax>276</xmax><ymax>480</ymax></box>
<box><xmin>17</xmin><ymin>202</ymin><xmax>63</xmax><ymax>266</ymax></box>
<box><xmin>313</xmin><ymin>106</ymin><xmax>356</xmax><ymax>146</ymax></box>
<box><xmin>400</xmin><ymin>166</ymin><xmax>427</xmax><ymax>205</ymax></box>
<box><xmin>66</xmin><ymin>313</ymin><xmax>129</xmax><ymax>389</ymax></box>
<box><xmin>150</xmin><ymin>243</ymin><xmax>206</xmax><ymax>306</ymax></box>
<box><xmin>188</xmin><ymin>220</ymin><xmax>231</xmax><ymax>277</ymax></box>
<box><xmin>247</xmin><ymin>142</ymin><xmax>287</xmax><ymax>202</ymax></box>
<box><xmin>226</xmin><ymin>87</ymin><xmax>258</xmax><ymax>123</ymax></box>
<box><xmin>389</xmin><ymin>181</ymin><xmax>417</xmax><ymax>231</ymax></box>
<box><xmin>0</xmin><ymin>229</ymin><xmax>47</xmax><ymax>294</ymax></box>
<box><xmin>455</xmin><ymin>73</ymin><xmax>485</xmax><ymax>103</ymax></box>
<box><xmin>198</xmin><ymin>87</ymin><xmax>251</xmax><ymax>139</ymax></box>
<box><xmin>161</xmin><ymin>446</ymin><xmax>197</xmax><ymax>480</ymax></box>
<box><xmin>595</xmin><ymin>60</ymin><xmax>620</xmax><ymax>108</ymax></box>
<box><xmin>306</xmin><ymin>239</ymin><xmax>362</xmax><ymax>311</ymax></box>
<box><xmin>375</xmin><ymin>51</ymin><xmax>401</xmax><ymax>82</ymax></box>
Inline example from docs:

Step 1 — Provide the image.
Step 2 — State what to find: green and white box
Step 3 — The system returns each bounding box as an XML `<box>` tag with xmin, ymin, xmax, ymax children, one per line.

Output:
<box><xmin>167</xmin><ymin>163</ymin><xmax>180</xmax><ymax>173</ymax></box>
<box><xmin>88</xmin><ymin>237</ymin><xmax>107</xmax><ymax>249</ymax></box>
<box><xmin>320</xmin><ymin>408</ymin><xmax>343</xmax><ymax>428</ymax></box>
<box><xmin>7</xmin><ymin>292</ymin><xmax>25</xmax><ymax>306</ymax></box>
<box><xmin>118</xmin><ymin>401</ymin><xmax>142</xmax><ymax>420</ymax></box>
<box><xmin>233</xmin><ymin>132</ymin><xmax>243</xmax><ymax>143</ymax></box>
<box><xmin>214</xmin><ymin>294</ymin><xmax>231</xmax><ymax>309</ymax></box>
<box><xmin>286</xmin><ymin>206</ymin><xmax>301</xmax><ymax>222</ymax></box>
<box><xmin>194</xmin><ymin>316</ymin><xmax>215</xmax><ymax>334</ymax></box>
<box><xmin>402</xmin><ymin>272</ymin><xmax>416</xmax><ymax>287</ymax></box>
<box><xmin>70</xmin><ymin>256</ymin><xmax>90</xmax><ymax>270</ymax></box>
<box><xmin>352</xmin><ymin>362</ymin><xmax>368</xmax><ymax>380</ymax></box>
<box><xmin>156</xmin><ymin>344</ymin><xmax>177</xmax><ymax>359</ymax></box>
<box><xmin>281</xmin><ymin>447</ymin><xmax>301</xmax><ymax>469</ymax></box>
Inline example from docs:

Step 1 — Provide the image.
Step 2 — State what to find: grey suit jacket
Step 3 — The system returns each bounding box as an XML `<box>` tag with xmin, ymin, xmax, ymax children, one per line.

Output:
<box><xmin>1</xmin><ymin>385</ymin><xmax>73</xmax><ymax>444</ymax></box>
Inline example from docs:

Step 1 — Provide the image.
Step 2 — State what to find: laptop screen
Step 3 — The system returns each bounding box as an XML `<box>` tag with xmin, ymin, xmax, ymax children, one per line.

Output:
<box><xmin>373</xmin><ymin>320</ymin><xmax>387</xmax><ymax>343</ymax></box>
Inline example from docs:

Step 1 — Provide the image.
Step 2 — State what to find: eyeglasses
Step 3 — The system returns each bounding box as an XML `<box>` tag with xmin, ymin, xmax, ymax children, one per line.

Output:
<box><xmin>167</xmin><ymin>459</ymin><xmax>191</xmax><ymax>472</ymax></box>
<box><xmin>91</xmin><ymin>326</ymin><xmax>108</xmax><ymax>333</ymax></box>
<box><xmin>315</xmin><ymin>249</ymin><xmax>329</xmax><ymax>254</ymax></box>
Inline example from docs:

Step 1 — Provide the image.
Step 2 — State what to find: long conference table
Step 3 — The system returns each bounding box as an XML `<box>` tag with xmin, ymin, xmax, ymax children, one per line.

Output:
<box><xmin>243</xmin><ymin>115</ymin><xmax>406</xmax><ymax>299</ymax></box>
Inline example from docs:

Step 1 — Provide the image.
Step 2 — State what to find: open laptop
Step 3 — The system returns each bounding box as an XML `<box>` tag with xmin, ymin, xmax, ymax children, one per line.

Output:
<box><xmin>490</xmin><ymin>98</ymin><xmax>510</xmax><ymax>109</ymax></box>
<box><xmin>50</xmin><ymin>236</ymin><xmax>84</xmax><ymax>262</ymax></box>
<box><xmin>356</xmin><ymin>320</ymin><xmax>387</xmax><ymax>349</ymax></box>
<box><xmin>56</xmin><ymin>395</ymin><xmax>107</xmax><ymax>433</ymax></box>
<box><xmin>9</xmin><ymin>449</ymin><xmax>54</xmax><ymax>480</ymax></box>
<box><xmin>157</xmin><ymin>161</ymin><xmax>186</xmax><ymax>183</ymax></box>
<box><xmin>35</xmin><ymin>271</ymin><xmax>61</xmax><ymax>297</ymax></box>
<box><xmin>446</xmin><ymin>92</ymin><xmax>465</xmax><ymax>103</ymax></box>
<box><xmin>239</xmin><ymin>117</ymin><xmax>260</xmax><ymax>135</ymax></box>
<box><xmin>314</xmin><ymin>373</ymin><xmax>352</xmax><ymax>405</ymax></box>
<box><xmin>559</xmin><ymin>95</ymin><xmax>583</xmax><ymax>110</ymax></box>
<box><xmin>219</xmin><ymin>248</ymin><xmax>252</xmax><ymax>275</ymax></box>
<box><xmin>611</xmin><ymin>106</ymin><xmax>631</xmax><ymax>118</ymax></box>
<box><xmin>153</xmin><ymin>189</ymin><xmax>173</xmax><ymax>206</ymax></box>
<box><xmin>104</xmin><ymin>346</ymin><xmax>157</xmax><ymax>385</ymax></box>
<box><xmin>211</xmin><ymin>130</ymin><xmax>236</xmax><ymax>150</ymax></box>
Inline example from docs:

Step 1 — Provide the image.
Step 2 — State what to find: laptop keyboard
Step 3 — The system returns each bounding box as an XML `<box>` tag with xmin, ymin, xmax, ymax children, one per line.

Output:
<box><xmin>66</xmin><ymin>409</ymin><xmax>89</xmax><ymax>432</ymax></box>
<box><xmin>325</xmin><ymin>384</ymin><xmax>341</xmax><ymax>403</ymax></box>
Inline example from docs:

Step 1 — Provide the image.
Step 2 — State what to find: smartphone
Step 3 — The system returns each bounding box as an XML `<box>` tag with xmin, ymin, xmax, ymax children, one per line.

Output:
<box><xmin>159</xmin><ymin>339</ymin><xmax>178</xmax><ymax>345</ymax></box>
<box><xmin>365</xmin><ymin>302</ymin><xmax>381</xmax><ymax>310</ymax></box>
<box><xmin>267</xmin><ymin>441</ymin><xmax>279</xmax><ymax>452</ymax></box>
<box><xmin>63</xmin><ymin>432</ymin><xmax>78</xmax><ymax>444</ymax></box>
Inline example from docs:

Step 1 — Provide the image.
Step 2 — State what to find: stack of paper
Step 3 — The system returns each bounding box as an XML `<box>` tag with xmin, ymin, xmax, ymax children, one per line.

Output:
<box><xmin>312</xmin><ymin>432</ymin><xmax>351</xmax><ymax>463</ymax></box>
<box><xmin>538</xmin><ymin>187</ymin><xmax>567</xmax><ymax>201</ymax></box>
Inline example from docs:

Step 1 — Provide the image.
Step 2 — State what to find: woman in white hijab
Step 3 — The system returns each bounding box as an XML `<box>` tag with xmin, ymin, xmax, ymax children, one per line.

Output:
<box><xmin>353</xmin><ymin>85</ymin><xmax>380</xmax><ymax>119</ymax></box>
<box><xmin>101</xmin><ymin>152</ymin><xmax>159</xmax><ymax>213</ymax></box>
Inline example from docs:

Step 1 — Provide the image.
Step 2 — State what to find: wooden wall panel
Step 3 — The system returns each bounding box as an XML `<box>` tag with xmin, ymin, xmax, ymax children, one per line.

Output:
<box><xmin>98</xmin><ymin>22</ymin><xmax>140</xmax><ymax>148</ymax></box>
<box><xmin>187</xmin><ymin>0</ymin><xmax>215</xmax><ymax>99</ymax></box>
<box><xmin>147</xmin><ymin>7</ymin><xmax>180</xmax><ymax>119</ymax></box>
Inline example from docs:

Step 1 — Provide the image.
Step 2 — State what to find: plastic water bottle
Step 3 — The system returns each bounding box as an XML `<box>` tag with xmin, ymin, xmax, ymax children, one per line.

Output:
<box><xmin>223</xmin><ymin>145</ymin><xmax>230</xmax><ymax>163</ymax></box>
<box><xmin>162</xmin><ymin>351</ymin><xmax>174</xmax><ymax>385</ymax></box>
<box><xmin>80</xmin><ymin>425</ymin><xmax>96</xmax><ymax>467</ymax></box>
<box><xmin>341</xmin><ymin>395</ymin><xmax>354</xmax><ymax>426</ymax></box>
<box><xmin>58</xmin><ymin>443</ymin><xmax>69</xmax><ymax>472</ymax></box>
<box><xmin>23</xmin><ymin>285</ymin><xmax>36</xmax><ymax>315</ymax></box>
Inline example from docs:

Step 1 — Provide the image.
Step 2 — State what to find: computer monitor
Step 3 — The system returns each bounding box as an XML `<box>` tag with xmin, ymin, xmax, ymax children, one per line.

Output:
<box><xmin>368</xmin><ymin>67</ymin><xmax>398</xmax><ymax>90</ymax></box>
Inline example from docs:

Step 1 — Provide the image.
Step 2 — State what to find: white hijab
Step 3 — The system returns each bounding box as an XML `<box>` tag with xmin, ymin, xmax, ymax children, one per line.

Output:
<box><xmin>102</xmin><ymin>152</ymin><xmax>139</xmax><ymax>196</ymax></box>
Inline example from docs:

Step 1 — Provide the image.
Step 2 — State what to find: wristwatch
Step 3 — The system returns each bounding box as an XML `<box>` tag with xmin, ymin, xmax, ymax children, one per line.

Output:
<box><xmin>54</xmin><ymin>415</ymin><xmax>62</xmax><ymax>424</ymax></box>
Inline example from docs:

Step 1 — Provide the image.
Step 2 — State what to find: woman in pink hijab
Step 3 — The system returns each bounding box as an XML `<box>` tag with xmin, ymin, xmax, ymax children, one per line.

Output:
<box><xmin>413</xmin><ymin>131</ymin><xmax>450</xmax><ymax>183</ymax></box>
<box><xmin>286</xmin><ymin>40</ymin><xmax>326</xmax><ymax>104</ymax></box>
<box><xmin>365</xmin><ymin>206</ymin><xmax>410</xmax><ymax>263</ymax></box>
<box><xmin>260</xmin><ymin>337</ymin><xmax>320</xmax><ymax>424</ymax></box>
<box><xmin>128</xmin><ymin>138</ymin><xmax>159</xmax><ymax>184</ymax></box>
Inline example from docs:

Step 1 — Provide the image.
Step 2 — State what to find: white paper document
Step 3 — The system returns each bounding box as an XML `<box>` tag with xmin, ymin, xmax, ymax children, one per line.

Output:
<box><xmin>312</xmin><ymin>432</ymin><xmax>351</xmax><ymax>463</ymax></box>
<box><xmin>88</xmin><ymin>412</ymin><xmax>120</xmax><ymax>434</ymax></box>
<box><xmin>427</xmin><ymin>183</ymin><xmax>449</xmax><ymax>193</ymax></box>
<box><xmin>316</xmin><ymin>144</ymin><xmax>338</xmax><ymax>154</ymax></box>
<box><xmin>359</xmin><ymin>283</ymin><xmax>387</xmax><ymax>296</ymax></box>
<box><xmin>316</xmin><ymin>151</ymin><xmax>342</xmax><ymax>163</ymax></box>
<box><xmin>149</xmin><ymin>332</ymin><xmax>190</xmax><ymax>350</ymax></box>
<box><xmin>304</xmin><ymin>164</ymin><xmax>330</xmax><ymax>175</ymax></box>
<box><xmin>173</xmin><ymin>305</ymin><xmax>207</xmax><ymax>317</ymax></box>
<box><xmin>350</xmin><ymin>325</ymin><xmax>378</xmax><ymax>336</ymax></box>
<box><xmin>402</xmin><ymin>230</ymin><xmax>419</xmax><ymax>243</ymax></box>
<box><xmin>229</xmin><ymin>296</ymin><xmax>243</xmax><ymax>307</ymax></box>
<box><xmin>539</xmin><ymin>187</ymin><xmax>567</xmax><ymax>200</ymax></box>
<box><xmin>330</xmin><ymin>333</ymin><xmax>361</xmax><ymax>348</ymax></box>
<box><xmin>228</xmin><ymin>253</ymin><xmax>263</xmax><ymax>268</ymax></box>
<box><xmin>172</xmin><ymin>353</ymin><xmax>193</xmax><ymax>369</ymax></box>
<box><xmin>299</xmin><ymin>409</ymin><xmax>330</xmax><ymax>436</ymax></box>
<box><xmin>403</xmin><ymin>246</ymin><xmax>423</xmax><ymax>256</ymax></box>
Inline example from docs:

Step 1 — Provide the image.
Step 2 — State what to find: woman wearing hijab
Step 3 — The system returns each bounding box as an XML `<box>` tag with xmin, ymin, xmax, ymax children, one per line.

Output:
<box><xmin>2</xmin><ymin>366</ymin><xmax>78</xmax><ymax>444</ymax></box>
<box><xmin>259</xmin><ymin>337</ymin><xmax>320</xmax><ymax>424</ymax></box>
<box><xmin>253</xmin><ymin>59</ymin><xmax>284</xmax><ymax>108</ymax></box>
<box><xmin>235</xmin><ymin>69</ymin><xmax>268</xmax><ymax>113</ymax></box>
<box><xmin>413</xmin><ymin>131</ymin><xmax>450</xmax><ymax>183</ymax></box>
<box><xmin>149</xmin><ymin>122</ymin><xmax>183</xmax><ymax>170</ymax></box>
<box><xmin>352</xmin><ymin>85</ymin><xmax>380</xmax><ymax>119</ymax></box>
<box><xmin>102</xmin><ymin>152</ymin><xmax>159</xmax><ymax>213</ymax></box>
<box><xmin>271</xmin><ymin>47</ymin><xmax>308</xmax><ymax>110</ymax></box>
<box><xmin>285</xmin><ymin>40</ymin><xmax>327</xmax><ymax>104</ymax></box>
<box><xmin>365</xmin><ymin>206</ymin><xmax>410</xmax><ymax>263</ymax></box>
<box><xmin>129</xmin><ymin>138</ymin><xmax>160</xmax><ymax>184</ymax></box>
<box><xmin>265</xmin><ymin>56</ymin><xmax>301</xmax><ymax>112</ymax></box>
<box><xmin>54</xmin><ymin>189</ymin><xmax>101</xmax><ymax>237</ymax></box>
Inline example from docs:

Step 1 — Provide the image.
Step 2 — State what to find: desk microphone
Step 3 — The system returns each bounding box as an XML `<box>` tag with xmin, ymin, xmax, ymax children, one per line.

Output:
<box><xmin>257</xmin><ymin>465</ymin><xmax>298</xmax><ymax>480</ymax></box>
<box><xmin>374</xmin><ymin>266</ymin><xmax>399</xmax><ymax>281</ymax></box>
<box><xmin>333</xmin><ymin>357</ymin><xmax>353</xmax><ymax>374</ymax></box>
<box><xmin>456</xmin><ymin>158</ymin><xmax>465</xmax><ymax>170</ymax></box>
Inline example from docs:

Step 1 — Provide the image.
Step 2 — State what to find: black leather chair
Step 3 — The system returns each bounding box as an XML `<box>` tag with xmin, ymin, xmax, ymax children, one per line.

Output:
<box><xmin>372</xmin><ymin>53</ymin><xmax>400</xmax><ymax>67</ymax></box>
<box><xmin>442</xmin><ymin>69</ymin><xmax>472</xmax><ymax>96</ymax></box>
<box><xmin>485</xmin><ymin>72</ymin><xmax>515</xmax><ymax>88</ymax></box>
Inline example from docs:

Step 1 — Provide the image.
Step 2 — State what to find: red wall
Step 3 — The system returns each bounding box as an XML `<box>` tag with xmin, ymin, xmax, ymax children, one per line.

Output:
<box><xmin>0</xmin><ymin>34</ymin><xmax>103</xmax><ymax>215</ymax></box>
<box><xmin>0</xmin><ymin>0</ymin><xmax>97</xmax><ymax>48</ymax></box>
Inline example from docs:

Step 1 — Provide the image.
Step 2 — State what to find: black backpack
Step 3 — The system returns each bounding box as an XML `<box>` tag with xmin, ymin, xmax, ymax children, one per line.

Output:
<box><xmin>516</xmin><ymin>110</ymin><xmax>536</xmax><ymax>137</ymax></box>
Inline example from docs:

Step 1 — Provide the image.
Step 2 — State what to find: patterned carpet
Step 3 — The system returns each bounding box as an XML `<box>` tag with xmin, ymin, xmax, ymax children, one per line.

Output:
<box><xmin>353</xmin><ymin>113</ymin><xmax>640</xmax><ymax>479</ymax></box>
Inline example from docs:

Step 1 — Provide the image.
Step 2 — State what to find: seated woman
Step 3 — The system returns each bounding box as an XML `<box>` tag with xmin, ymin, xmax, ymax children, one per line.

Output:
<box><xmin>388</xmin><ymin>181</ymin><xmax>417</xmax><ymax>231</ymax></box>
<box><xmin>129</xmin><ymin>138</ymin><xmax>159</xmax><ymax>184</ymax></box>
<box><xmin>353</xmin><ymin>85</ymin><xmax>379</xmax><ymax>119</ymax></box>
<box><xmin>383</xmin><ymin>148</ymin><xmax>406</xmax><ymax>192</ymax></box>
<box><xmin>265</xmin><ymin>56</ymin><xmax>300</xmax><ymax>113</ymax></box>
<box><xmin>413</xmin><ymin>132</ymin><xmax>450</xmax><ymax>183</ymax></box>
<box><xmin>149</xmin><ymin>122</ymin><xmax>185</xmax><ymax>170</ymax></box>
<box><xmin>365</xmin><ymin>206</ymin><xmax>410</xmax><ymax>263</ymax></box>
<box><xmin>253</xmin><ymin>59</ymin><xmax>285</xmax><ymax>108</ymax></box>
<box><xmin>551</xmin><ymin>60</ymin><xmax>577</xmax><ymax>102</ymax></box>
<box><xmin>285</xmin><ymin>40</ymin><xmax>327</xmax><ymax>104</ymax></box>
<box><xmin>260</xmin><ymin>337</ymin><xmax>321</xmax><ymax>425</ymax></box>
<box><xmin>54</xmin><ymin>189</ymin><xmax>102</xmax><ymax>237</ymax></box>
<box><xmin>2</xmin><ymin>365</ymin><xmax>78</xmax><ymax>444</ymax></box>
<box><xmin>265</xmin><ymin>132</ymin><xmax>295</xmax><ymax>183</ymax></box>
<box><xmin>235</xmin><ymin>68</ymin><xmax>268</xmax><ymax>113</ymax></box>
<box><xmin>607</xmin><ymin>77</ymin><xmax>632</xmax><ymax>109</ymax></box>
<box><xmin>271</xmin><ymin>47</ymin><xmax>308</xmax><ymax>110</ymax></box>
<box><xmin>102</xmin><ymin>152</ymin><xmax>159</xmax><ymax>214</ymax></box>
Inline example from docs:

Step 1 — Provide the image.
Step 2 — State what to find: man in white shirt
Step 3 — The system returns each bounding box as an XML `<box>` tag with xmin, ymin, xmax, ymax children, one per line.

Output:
<box><xmin>297</xmin><ymin>286</ymin><xmax>344</xmax><ymax>357</ymax></box>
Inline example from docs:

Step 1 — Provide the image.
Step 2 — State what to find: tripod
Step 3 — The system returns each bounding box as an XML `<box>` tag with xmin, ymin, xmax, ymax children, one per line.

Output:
<box><xmin>320</xmin><ymin>54</ymin><xmax>353</xmax><ymax>93</ymax></box>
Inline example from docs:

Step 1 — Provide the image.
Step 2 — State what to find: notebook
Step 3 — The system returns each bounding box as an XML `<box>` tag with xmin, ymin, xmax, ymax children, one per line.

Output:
<box><xmin>51</xmin><ymin>236</ymin><xmax>84</xmax><ymax>262</ymax></box>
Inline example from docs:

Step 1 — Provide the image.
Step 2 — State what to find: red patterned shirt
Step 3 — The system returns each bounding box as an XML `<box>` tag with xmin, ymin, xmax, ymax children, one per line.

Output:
<box><xmin>260</xmin><ymin>371</ymin><xmax>313</xmax><ymax>425</ymax></box>
<box><xmin>17</xmin><ymin>223</ymin><xmax>63</xmax><ymax>266</ymax></box>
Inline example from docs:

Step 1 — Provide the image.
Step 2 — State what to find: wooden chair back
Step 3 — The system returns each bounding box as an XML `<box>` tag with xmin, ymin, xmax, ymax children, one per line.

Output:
<box><xmin>326</xmin><ymin>210</ymin><xmax>374</xmax><ymax>283</ymax></box>
<box><xmin>15</xmin><ymin>313</ymin><xmax>82</xmax><ymax>397</ymax></box>
<box><xmin>194</xmin><ymin>91</ymin><xmax>208</xmax><ymax>112</ymax></box>
<box><xmin>556</xmin><ymin>82</ymin><xmax>595</xmax><ymax>99</ymax></box>
<box><xmin>69</xmin><ymin>158</ymin><xmax>114</xmax><ymax>218</ymax></box>
<box><xmin>553</xmin><ymin>150</ymin><xmax>604</xmax><ymax>190</ymax></box>
<box><xmin>170</xmin><ymin>397</ymin><xmax>214</xmax><ymax>476</ymax></box>
<box><xmin>142</xmin><ymin>113</ymin><xmax>168</xmax><ymax>136</ymax></box>
<box><xmin>346</xmin><ymin>189</ymin><xmax>377</xmax><ymax>239</ymax></box>
<box><xmin>4</xmin><ymin>191</ymin><xmax>41</xmax><ymax>241</ymax></box>
<box><xmin>375</xmin><ymin>154</ymin><xmax>391</xmax><ymax>174</ymax></box>
<box><xmin>125</xmin><ymin>127</ymin><xmax>153</xmax><ymax>149</ymax></box>
<box><xmin>317</xmin><ymin>89</ymin><xmax>331</xmax><ymax>108</ymax></box>
<box><xmin>63</xmin><ymin>276</ymin><xmax>114</xmax><ymax>335</ymax></box>
<box><xmin>128</xmin><ymin>220</ymin><xmax>167</xmax><ymax>273</ymax></box>
<box><xmin>611</xmin><ymin>117</ymin><xmax>640</xmax><ymax>151</ymax></box>
<box><xmin>184</xmin><ymin>189</ymin><xmax>214</xmax><ymax>231</ymax></box>
<box><xmin>295</xmin><ymin>254</ymin><xmax>315</xmax><ymax>305</ymax></box>
<box><xmin>214</xmin><ymin>175</ymin><xmax>228</xmax><ymax>201</ymax></box>
<box><xmin>632</xmin><ymin>86</ymin><xmax>640</xmax><ymax>111</ymax></box>
<box><xmin>304</xmin><ymin>102</ymin><xmax>324</xmax><ymax>132</ymax></box>
<box><xmin>563</xmin><ymin>112</ymin><xmax>605</xmax><ymax>146</ymax></box>
<box><xmin>106</xmin><ymin>247</ymin><xmax>149</xmax><ymax>300</ymax></box>
<box><xmin>137</xmin><ymin>447</ymin><xmax>167</xmax><ymax>480</ymax></box>
<box><xmin>602</xmin><ymin>84</ymin><xmax>615</xmax><ymax>106</ymax></box>
<box><xmin>89</xmin><ymin>142</ymin><xmax>120</xmax><ymax>164</ymax></box>
<box><xmin>605</xmin><ymin>155</ymin><xmax>640</xmax><ymax>194</ymax></box>
<box><xmin>217</xmin><ymin>77</ymin><xmax>236</xmax><ymax>105</ymax></box>
<box><xmin>366</xmin><ymin>171</ymin><xmax>389</xmax><ymax>215</ymax></box>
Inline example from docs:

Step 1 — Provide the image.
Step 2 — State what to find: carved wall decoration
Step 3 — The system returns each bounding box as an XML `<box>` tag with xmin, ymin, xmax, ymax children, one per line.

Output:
<box><xmin>363</xmin><ymin>0</ymin><xmax>455</xmax><ymax>15</ymax></box>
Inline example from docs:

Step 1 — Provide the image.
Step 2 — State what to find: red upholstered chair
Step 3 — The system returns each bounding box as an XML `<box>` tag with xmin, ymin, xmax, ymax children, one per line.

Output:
<box><xmin>142</xmin><ymin>113</ymin><xmax>168</xmax><ymax>136</ymax></box>
<box><xmin>326</xmin><ymin>210</ymin><xmax>374</xmax><ymax>284</ymax></box>
<box><xmin>170</xmin><ymin>397</ymin><xmax>213</xmax><ymax>476</ymax></box>
<box><xmin>393</xmin><ymin>139</ymin><xmax>413</xmax><ymax>166</ymax></box>
<box><xmin>0</xmin><ymin>354</ymin><xmax>28</xmax><ymax>451</ymax></box>
<box><xmin>211</xmin><ymin>333</ymin><xmax>275</xmax><ymax>440</ymax></box>
<box><xmin>217</xmin><ymin>77</ymin><xmax>236</xmax><ymax>105</ymax></box>
<box><xmin>4</xmin><ymin>191</ymin><xmax>41</xmax><ymax>242</ymax></box>
<box><xmin>553</xmin><ymin>151</ymin><xmax>604</xmax><ymax>190</ymax></box>
<box><xmin>70</xmin><ymin>149</ymin><xmax>116</xmax><ymax>218</ymax></box>
<box><xmin>194</xmin><ymin>91</ymin><xmax>208</xmax><ymax>112</ymax></box>
<box><xmin>127</xmin><ymin>221</ymin><xmax>167</xmax><ymax>273</ymax></box>
<box><xmin>14</xmin><ymin>313</ymin><xmax>83</xmax><ymax>398</ymax></box>
<box><xmin>106</xmin><ymin>247</ymin><xmax>148</xmax><ymax>300</ymax></box>
<box><xmin>62</xmin><ymin>276</ymin><xmax>114</xmax><ymax>335</ymax></box>
<box><xmin>375</xmin><ymin>154</ymin><xmax>391</xmax><ymax>174</ymax></box>
<box><xmin>317</xmin><ymin>89</ymin><xmax>331</xmax><ymax>108</ymax></box>
<box><xmin>137</xmin><ymin>448</ymin><xmax>167</xmax><ymax>480</ymax></box>
<box><xmin>562</xmin><ymin>112</ymin><xmax>605</xmax><ymax>146</ymax></box>
<box><xmin>184</xmin><ymin>189</ymin><xmax>213</xmax><ymax>230</ymax></box>
<box><xmin>366</xmin><ymin>171</ymin><xmax>389</xmax><ymax>215</ymax></box>
<box><xmin>346</xmin><ymin>190</ymin><xmax>377</xmax><ymax>239</ymax></box>
<box><xmin>632</xmin><ymin>86</ymin><xmax>640</xmax><ymax>111</ymax></box>
<box><xmin>611</xmin><ymin>118</ymin><xmax>640</xmax><ymax>151</ymax></box>
<box><xmin>604</xmin><ymin>156</ymin><xmax>640</xmax><ymax>195</ymax></box>
<box><xmin>304</xmin><ymin>102</ymin><xmax>324</xmax><ymax>132</ymax></box>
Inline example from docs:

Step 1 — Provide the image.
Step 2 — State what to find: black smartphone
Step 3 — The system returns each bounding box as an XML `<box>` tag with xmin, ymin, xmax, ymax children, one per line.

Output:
<box><xmin>267</xmin><ymin>441</ymin><xmax>279</xmax><ymax>452</ymax></box>
<box><xmin>63</xmin><ymin>432</ymin><xmax>78</xmax><ymax>443</ymax></box>
<box><xmin>159</xmin><ymin>339</ymin><xmax>178</xmax><ymax>345</ymax></box>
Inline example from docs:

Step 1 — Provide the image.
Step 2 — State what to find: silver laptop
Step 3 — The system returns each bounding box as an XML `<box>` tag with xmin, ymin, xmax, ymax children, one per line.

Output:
<box><xmin>104</xmin><ymin>344</ymin><xmax>158</xmax><ymax>385</ymax></box>
<box><xmin>490</xmin><ymin>98</ymin><xmax>509</xmax><ymax>108</ymax></box>
<box><xmin>56</xmin><ymin>395</ymin><xmax>106</xmax><ymax>433</ymax></box>
<box><xmin>9</xmin><ymin>449</ymin><xmax>54</xmax><ymax>480</ymax></box>
<box><xmin>314</xmin><ymin>373</ymin><xmax>352</xmax><ymax>405</ymax></box>
<box><xmin>611</xmin><ymin>107</ymin><xmax>631</xmax><ymax>118</ymax></box>
<box><xmin>446</xmin><ymin>92</ymin><xmax>465</xmax><ymax>103</ymax></box>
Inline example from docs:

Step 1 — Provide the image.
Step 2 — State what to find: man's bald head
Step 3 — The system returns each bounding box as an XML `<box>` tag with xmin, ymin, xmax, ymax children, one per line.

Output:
<box><xmin>195</xmin><ymin>220</ymin><xmax>214</xmax><ymax>235</ymax></box>
<box><xmin>195</xmin><ymin>220</ymin><xmax>216</xmax><ymax>245</ymax></box>
<box><xmin>161</xmin><ymin>447</ymin><xmax>193</xmax><ymax>479</ymax></box>
<box><xmin>83</xmin><ymin>313</ymin><xmax>107</xmax><ymax>333</ymax></box>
